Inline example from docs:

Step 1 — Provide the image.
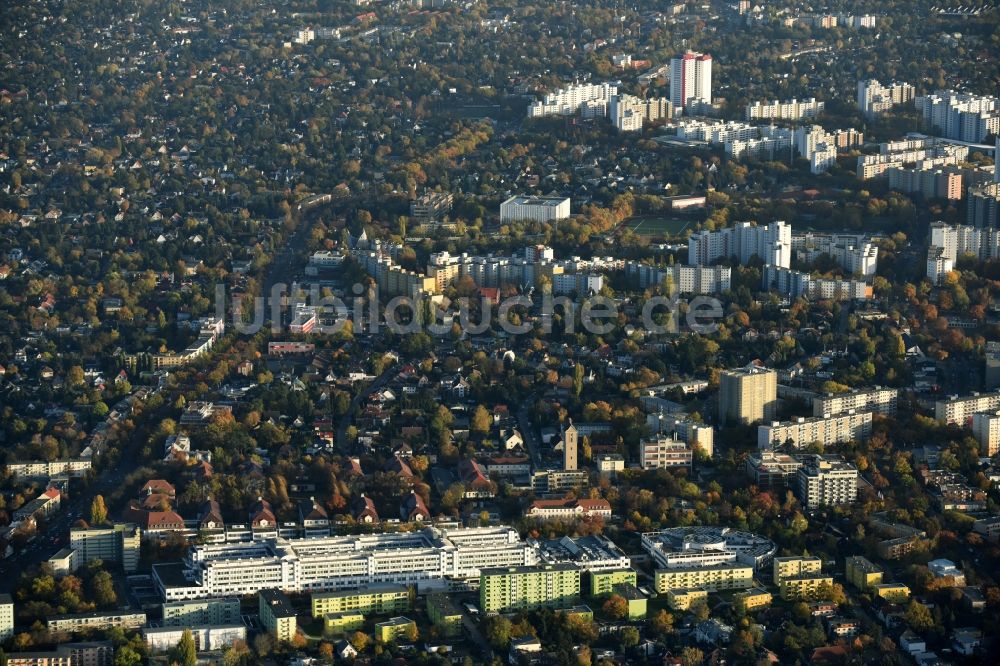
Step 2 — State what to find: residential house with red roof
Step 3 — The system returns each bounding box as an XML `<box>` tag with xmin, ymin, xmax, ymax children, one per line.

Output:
<box><xmin>400</xmin><ymin>491</ymin><xmax>430</xmax><ymax>522</ymax></box>
<box><xmin>353</xmin><ymin>494</ymin><xmax>379</xmax><ymax>524</ymax></box>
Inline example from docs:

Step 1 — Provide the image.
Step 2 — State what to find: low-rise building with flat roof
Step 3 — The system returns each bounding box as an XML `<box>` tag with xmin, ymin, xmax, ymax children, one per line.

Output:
<box><xmin>735</xmin><ymin>588</ymin><xmax>773</xmax><ymax>611</ymax></box>
<box><xmin>532</xmin><ymin>535</ymin><xmax>630</xmax><ymax>572</ymax></box>
<box><xmin>874</xmin><ymin>583</ymin><xmax>911</xmax><ymax>603</ymax></box>
<box><xmin>144</xmin><ymin>625</ymin><xmax>246</xmax><ymax>653</ymax></box>
<box><xmin>323</xmin><ymin>612</ymin><xmax>365</xmax><ymax>635</ymax></box>
<box><xmin>375</xmin><ymin>616</ymin><xmax>415</xmax><ymax>643</ymax></box>
<box><xmin>666</xmin><ymin>588</ymin><xmax>708</xmax><ymax>611</ymax></box>
<box><xmin>162</xmin><ymin>597</ymin><xmax>241</xmax><ymax>627</ymax></box>
<box><xmin>47</xmin><ymin>610</ymin><xmax>147</xmax><ymax>634</ymax></box>
<box><xmin>5</xmin><ymin>642</ymin><xmax>113</xmax><ymax>666</ymax></box>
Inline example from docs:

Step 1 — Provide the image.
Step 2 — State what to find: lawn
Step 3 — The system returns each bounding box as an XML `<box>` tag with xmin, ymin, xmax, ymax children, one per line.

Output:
<box><xmin>623</xmin><ymin>216</ymin><xmax>695</xmax><ymax>238</ymax></box>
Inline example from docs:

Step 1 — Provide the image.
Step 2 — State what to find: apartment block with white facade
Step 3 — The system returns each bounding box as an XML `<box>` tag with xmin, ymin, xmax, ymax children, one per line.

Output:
<box><xmin>917</xmin><ymin>90</ymin><xmax>1000</xmax><ymax>143</ymax></box>
<box><xmin>926</xmin><ymin>246</ymin><xmax>954</xmax><ymax>285</ymax></box>
<box><xmin>746</xmin><ymin>98</ymin><xmax>824</xmax><ymax>121</ymax></box>
<box><xmin>936</xmin><ymin>391</ymin><xmax>1000</xmax><ymax>424</ymax></box>
<box><xmin>624</xmin><ymin>261</ymin><xmax>731</xmax><ymax>294</ymax></box>
<box><xmin>857</xmin><ymin>139</ymin><xmax>968</xmax><ymax>180</ymax></box>
<box><xmin>609</xmin><ymin>94</ymin><xmax>673</xmax><ymax>131</ymax></box>
<box><xmin>500</xmin><ymin>196</ymin><xmax>571</xmax><ymax>223</ymax></box>
<box><xmin>527</xmin><ymin>82</ymin><xmax>619</xmax><ymax>118</ymax></box>
<box><xmin>792</xmin><ymin>232</ymin><xmax>878</xmax><ymax>278</ymax></box>
<box><xmin>763</xmin><ymin>266</ymin><xmax>872</xmax><ymax>301</ymax></box>
<box><xmin>971</xmin><ymin>411</ymin><xmax>1000</xmax><ymax>457</ymax></box>
<box><xmin>790</xmin><ymin>125</ymin><xmax>864</xmax><ymax>174</ymax></box>
<box><xmin>812</xmin><ymin>388</ymin><xmax>898</xmax><ymax>417</ymax></box>
<box><xmin>758</xmin><ymin>411</ymin><xmax>873</xmax><ymax>449</ymax></box>
<box><xmin>688</xmin><ymin>221</ymin><xmax>791</xmax><ymax>268</ymax></box>
<box><xmin>646</xmin><ymin>412</ymin><xmax>714</xmax><ymax>458</ymax></box>
<box><xmin>727</xmin><ymin>126</ymin><xmax>794</xmax><ymax>161</ymax></box>
<box><xmin>810</xmin><ymin>143</ymin><xmax>838</xmax><ymax>174</ymax></box>
<box><xmin>858</xmin><ymin>80</ymin><xmax>915</xmax><ymax>118</ymax></box>
<box><xmin>675</xmin><ymin>119</ymin><xmax>758</xmax><ymax>143</ymax></box>
<box><xmin>797</xmin><ymin>455</ymin><xmax>859</xmax><ymax>508</ymax></box>
<box><xmin>927</xmin><ymin>222</ymin><xmax>1000</xmax><ymax>284</ymax></box>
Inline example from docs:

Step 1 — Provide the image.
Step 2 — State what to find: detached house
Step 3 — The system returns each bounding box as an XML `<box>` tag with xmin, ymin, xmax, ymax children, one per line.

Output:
<box><xmin>353</xmin><ymin>494</ymin><xmax>379</xmax><ymax>524</ymax></box>
<box><xmin>249</xmin><ymin>498</ymin><xmax>278</xmax><ymax>538</ymax></box>
<box><xmin>199</xmin><ymin>499</ymin><xmax>225</xmax><ymax>533</ymax></box>
<box><xmin>299</xmin><ymin>498</ymin><xmax>330</xmax><ymax>538</ymax></box>
<box><xmin>400</xmin><ymin>491</ymin><xmax>430</xmax><ymax>522</ymax></box>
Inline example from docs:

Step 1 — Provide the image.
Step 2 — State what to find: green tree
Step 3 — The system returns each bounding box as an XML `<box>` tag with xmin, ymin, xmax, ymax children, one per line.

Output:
<box><xmin>789</xmin><ymin>512</ymin><xmax>809</xmax><ymax>536</ymax></box>
<box><xmin>573</xmin><ymin>363</ymin><xmax>585</xmax><ymax>397</ymax></box>
<box><xmin>91</xmin><ymin>571</ymin><xmax>117</xmax><ymax>607</ymax></box>
<box><xmin>484</xmin><ymin>616</ymin><xmax>513</xmax><ymax>648</ymax></box>
<box><xmin>90</xmin><ymin>495</ymin><xmax>108</xmax><ymax>525</ymax></box>
<box><xmin>113</xmin><ymin>646</ymin><xmax>142</xmax><ymax>666</ymax></box>
<box><xmin>253</xmin><ymin>633</ymin><xmax>274</xmax><ymax>657</ymax></box>
<box><xmin>471</xmin><ymin>405</ymin><xmax>491</xmax><ymax>435</ymax></box>
<box><xmin>348</xmin><ymin>631</ymin><xmax>370</xmax><ymax>652</ymax></box>
<box><xmin>67</xmin><ymin>365</ymin><xmax>86</xmax><ymax>388</ymax></box>
<box><xmin>650</xmin><ymin>609</ymin><xmax>675</xmax><ymax>637</ymax></box>
<box><xmin>691</xmin><ymin>599</ymin><xmax>710</xmax><ymax>622</ymax></box>
<box><xmin>680</xmin><ymin>647</ymin><xmax>705</xmax><ymax>666</ymax></box>
<box><xmin>905</xmin><ymin>600</ymin><xmax>935</xmax><ymax>633</ymax></box>
<box><xmin>602</xmin><ymin>594</ymin><xmax>628</xmax><ymax>620</ymax></box>
<box><xmin>619</xmin><ymin>626</ymin><xmax>640</xmax><ymax>649</ymax></box>
<box><xmin>222</xmin><ymin>640</ymin><xmax>252</xmax><ymax>666</ymax></box>
<box><xmin>172</xmin><ymin>629</ymin><xmax>197</xmax><ymax>666</ymax></box>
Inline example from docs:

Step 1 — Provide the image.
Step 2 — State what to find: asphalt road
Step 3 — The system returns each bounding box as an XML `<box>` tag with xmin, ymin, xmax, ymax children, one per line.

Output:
<box><xmin>515</xmin><ymin>396</ymin><xmax>544</xmax><ymax>467</ymax></box>
<box><xmin>260</xmin><ymin>215</ymin><xmax>314</xmax><ymax>329</ymax></box>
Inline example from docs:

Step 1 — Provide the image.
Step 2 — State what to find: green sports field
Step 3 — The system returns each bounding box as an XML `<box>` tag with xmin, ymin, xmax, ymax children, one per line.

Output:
<box><xmin>623</xmin><ymin>216</ymin><xmax>695</xmax><ymax>237</ymax></box>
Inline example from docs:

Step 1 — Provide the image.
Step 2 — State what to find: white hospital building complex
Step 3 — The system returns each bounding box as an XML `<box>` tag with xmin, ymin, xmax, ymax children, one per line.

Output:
<box><xmin>153</xmin><ymin>526</ymin><xmax>537</xmax><ymax>600</ymax></box>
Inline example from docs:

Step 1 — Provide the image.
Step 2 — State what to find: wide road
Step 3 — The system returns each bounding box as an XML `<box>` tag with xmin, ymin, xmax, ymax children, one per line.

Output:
<box><xmin>259</xmin><ymin>213</ymin><xmax>316</xmax><ymax>330</ymax></box>
<box><xmin>515</xmin><ymin>395</ymin><xmax>544</xmax><ymax>467</ymax></box>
